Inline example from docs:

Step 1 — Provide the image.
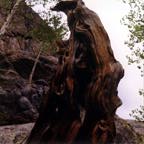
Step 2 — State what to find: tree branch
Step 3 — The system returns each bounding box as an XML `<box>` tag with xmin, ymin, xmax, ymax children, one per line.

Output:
<box><xmin>0</xmin><ymin>0</ymin><xmax>24</xmax><ymax>36</ymax></box>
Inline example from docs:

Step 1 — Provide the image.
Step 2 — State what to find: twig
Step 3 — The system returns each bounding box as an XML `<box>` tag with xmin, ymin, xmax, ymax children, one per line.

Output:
<box><xmin>28</xmin><ymin>47</ymin><xmax>43</xmax><ymax>86</ymax></box>
<box><xmin>0</xmin><ymin>0</ymin><xmax>23</xmax><ymax>36</ymax></box>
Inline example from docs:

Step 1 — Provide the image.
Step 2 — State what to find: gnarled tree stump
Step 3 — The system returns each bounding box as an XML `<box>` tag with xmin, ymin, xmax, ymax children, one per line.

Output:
<box><xmin>26</xmin><ymin>0</ymin><xmax>124</xmax><ymax>144</ymax></box>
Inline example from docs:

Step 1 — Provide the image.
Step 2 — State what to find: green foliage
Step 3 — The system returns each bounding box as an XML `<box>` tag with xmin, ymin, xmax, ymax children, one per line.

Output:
<box><xmin>130</xmin><ymin>105</ymin><xmax>144</xmax><ymax>121</ymax></box>
<box><xmin>121</xmin><ymin>0</ymin><xmax>144</xmax><ymax>67</ymax></box>
<box><xmin>25</xmin><ymin>0</ymin><xmax>68</xmax><ymax>54</ymax></box>
<box><xmin>26</xmin><ymin>0</ymin><xmax>68</xmax><ymax>39</ymax></box>
<box><xmin>121</xmin><ymin>0</ymin><xmax>144</xmax><ymax>121</ymax></box>
<box><xmin>129</xmin><ymin>89</ymin><xmax>144</xmax><ymax>121</ymax></box>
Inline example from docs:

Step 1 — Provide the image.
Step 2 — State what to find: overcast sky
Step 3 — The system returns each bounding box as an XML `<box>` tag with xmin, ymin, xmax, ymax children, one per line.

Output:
<box><xmin>83</xmin><ymin>0</ymin><xmax>143</xmax><ymax>119</ymax></box>
<box><xmin>33</xmin><ymin>0</ymin><xmax>144</xmax><ymax>119</ymax></box>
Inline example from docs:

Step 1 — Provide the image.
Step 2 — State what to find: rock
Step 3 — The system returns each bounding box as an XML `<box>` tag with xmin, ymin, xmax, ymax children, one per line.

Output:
<box><xmin>0</xmin><ymin>56</ymin><xmax>57</xmax><ymax>125</ymax></box>
<box><xmin>0</xmin><ymin>123</ymin><xmax>34</xmax><ymax>144</ymax></box>
<box><xmin>0</xmin><ymin>117</ymin><xmax>143</xmax><ymax>144</ymax></box>
<box><xmin>0</xmin><ymin>86</ymin><xmax>6</xmax><ymax>96</ymax></box>
<box><xmin>0</xmin><ymin>84</ymin><xmax>39</xmax><ymax>125</ymax></box>
<box><xmin>0</xmin><ymin>0</ymin><xmax>54</xmax><ymax>54</ymax></box>
<box><xmin>0</xmin><ymin>0</ymin><xmax>58</xmax><ymax>125</ymax></box>
<box><xmin>127</xmin><ymin>120</ymin><xmax>144</xmax><ymax>136</ymax></box>
<box><xmin>19</xmin><ymin>97</ymin><xmax>34</xmax><ymax>111</ymax></box>
<box><xmin>114</xmin><ymin>116</ymin><xmax>144</xmax><ymax>144</ymax></box>
<box><xmin>31</xmin><ymin>94</ymin><xmax>41</xmax><ymax>110</ymax></box>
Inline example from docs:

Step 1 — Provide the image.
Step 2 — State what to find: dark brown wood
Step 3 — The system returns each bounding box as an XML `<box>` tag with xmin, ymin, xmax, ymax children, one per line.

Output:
<box><xmin>26</xmin><ymin>0</ymin><xmax>124</xmax><ymax>144</ymax></box>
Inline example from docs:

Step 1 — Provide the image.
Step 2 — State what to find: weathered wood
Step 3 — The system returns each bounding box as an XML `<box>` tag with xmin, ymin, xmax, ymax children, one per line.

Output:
<box><xmin>26</xmin><ymin>0</ymin><xmax>124</xmax><ymax>144</ymax></box>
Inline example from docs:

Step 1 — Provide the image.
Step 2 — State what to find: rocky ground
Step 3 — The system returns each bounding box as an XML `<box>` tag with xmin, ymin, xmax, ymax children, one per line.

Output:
<box><xmin>0</xmin><ymin>117</ymin><xmax>143</xmax><ymax>144</ymax></box>
<box><xmin>114</xmin><ymin>117</ymin><xmax>144</xmax><ymax>144</ymax></box>
<box><xmin>127</xmin><ymin>119</ymin><xmax>144</xmax><ymax>136</ymax></box>
<box><xmin>0</xmin><ymin>123</ymin><xmax>34</xmax><ymax>144</ymax></box>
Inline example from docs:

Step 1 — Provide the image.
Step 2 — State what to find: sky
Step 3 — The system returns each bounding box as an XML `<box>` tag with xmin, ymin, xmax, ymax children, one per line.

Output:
<box><xmin>83</xmin><ymin>0</ymin><xmax>143</xmax><ymax>119</ymax></box>
<box><xmin>33</xmin><ymin>0</ymin><xmax>144</xmax><ymax>119</ymax></box>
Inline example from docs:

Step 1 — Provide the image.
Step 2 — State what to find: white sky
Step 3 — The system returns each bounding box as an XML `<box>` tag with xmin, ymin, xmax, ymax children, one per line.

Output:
<box><xmin>83</xmin><ymin>0</ymin><xmax>143</xmax><ymax>119</ymax></box>
<box><xmin>33</xmin><ymin>0</ymin><xmax>144</xmax><ymax>119</ymax></box>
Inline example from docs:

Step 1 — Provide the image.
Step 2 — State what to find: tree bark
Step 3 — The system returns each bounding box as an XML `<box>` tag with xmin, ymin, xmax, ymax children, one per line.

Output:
<box><xmin>26</xmin><ymin>0</ymin><xmax>124</xmax><ymax>144</ymax></box>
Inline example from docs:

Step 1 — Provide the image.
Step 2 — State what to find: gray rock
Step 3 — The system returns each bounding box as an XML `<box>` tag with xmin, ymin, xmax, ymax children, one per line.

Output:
<box><xmin>0</xmin><ymin>87</ymin><xmax>6</xmax><ymax>96</ymax></box>
<box><xmin>114</xmin><ymin>116</ymin><xmax>144</xmax><ymax>144</ymax></box>
<box><xmin>0</xmin><ymin>117</ymin><xmax>143</xmax><ymax>144</ymax></box>
<box><xmin>18</xmin><ymin>97</ymin><xmax>33</xmax><ymax>110</ymax></box>
<box><xmin>0</xmin><ymin>123</ymin><xmax>34</xmax><ymax>144</ymax></box>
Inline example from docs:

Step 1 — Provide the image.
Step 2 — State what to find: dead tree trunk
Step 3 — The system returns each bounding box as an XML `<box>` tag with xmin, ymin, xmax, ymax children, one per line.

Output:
<box><xmin>26</xmin><ymin>0</ymin><xmax>124</xmax><ymax>144</ymax></box>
